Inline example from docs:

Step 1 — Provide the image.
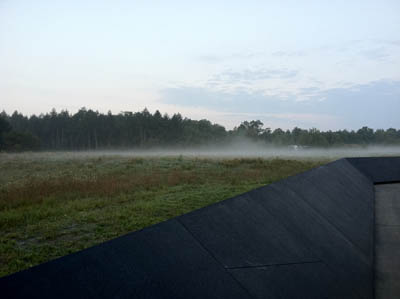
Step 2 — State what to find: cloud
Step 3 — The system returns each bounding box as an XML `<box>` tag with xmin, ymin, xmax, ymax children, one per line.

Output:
<box><xmin>160</xmin><ymin>80</ymin><xmax>400</xmax><ymax>130</ymax></box>
<box><xmin>197</xmin><ymin>51</ymin><xmax>262</xmax><ymax>64</ymax></box>
<box><xmin>271</xmin><ymin>50</ymin><xmax>306</xmax><ymax>57</ymax></box>
<box><xmin>387</xmin><ymin>40</ymin><xmax>400</xmax><ymax>46</ymax></box>
<box><xmin>160</xmin><ymin>86</ymin><xmax>339</xmax><ymax>129</ymax></box>
<box><xmin>197</xmin><ymin>55</ymin><xmax>225</xmax><ymax>63</ymax></box>
<box><xmin>372</xmin><ymin>39</ymin><xmax>400</xmax><ymax>47</ymax></box>
<box><xmin>207</xmin><ymin>68</ymin><xmax>298</xmax><ymax>87</ymax></box>
<box><xmin>316</xmin><ymin>39</ymin><xmax>399</xmax><ymax>63</ymax></box>
<box><xmin>359</xmin><ymin>47</ymin><xmax>389</xmax><ymax>61</ymax></box>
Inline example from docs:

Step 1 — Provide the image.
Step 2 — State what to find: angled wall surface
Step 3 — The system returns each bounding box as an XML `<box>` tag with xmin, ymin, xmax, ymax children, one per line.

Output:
<box><xmin>347</xmin><ymin>157</ymin><xmax>400</xmax><ymax>183</ymax></box>
<box><xmin>1</xmin><ymin>157</ymin><xmax>398</xmax><ymax>299</ymax></box>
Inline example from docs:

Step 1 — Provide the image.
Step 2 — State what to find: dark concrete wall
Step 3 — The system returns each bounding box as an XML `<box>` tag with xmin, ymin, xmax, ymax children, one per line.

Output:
<box><xmin>2</xmin><ymin>157</ymin><xmax>393</xmax><ymax>299</ymax></box>
<box><xmin>347</xmin><ymin>157</ymin><xmax>400</xmax><ymax>184</ymax></box>
<box><xmin>374</xmin><ymin>184</ymin><xmax>400</xmax><ymax>298</ymax></box>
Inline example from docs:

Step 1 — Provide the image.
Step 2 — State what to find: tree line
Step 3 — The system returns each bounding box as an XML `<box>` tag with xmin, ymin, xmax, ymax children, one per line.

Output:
<box><xmin>1</xmin><ymin>108</ymin><xmax>400</xmax><ymax>151</ymax></box>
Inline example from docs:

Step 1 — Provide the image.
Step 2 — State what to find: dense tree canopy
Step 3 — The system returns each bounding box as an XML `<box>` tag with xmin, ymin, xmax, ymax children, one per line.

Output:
<box><xmin>1</xmin><ymin>108</ymin><xmax>400</xmax><ymax>151</ymax></box>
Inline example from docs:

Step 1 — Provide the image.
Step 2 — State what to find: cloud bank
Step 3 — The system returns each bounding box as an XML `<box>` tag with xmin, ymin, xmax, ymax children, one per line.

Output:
<box><xmin>161</xmin><ymin>80</ymin><xmax>400</xmax><ymax>130</ymax></box>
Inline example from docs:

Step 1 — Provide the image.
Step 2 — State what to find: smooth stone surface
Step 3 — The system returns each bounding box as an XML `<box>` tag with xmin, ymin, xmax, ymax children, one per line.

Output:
<box><xmin>375</xmin><ymin>184</ymin><xmax>400</xmax><ymax>225</ymax></box>
<box><xmin>229</xmin><ymin>262</ymin><xmax>360</xmax><ymax>299</ymax></box>
<box><xmin>347</xmin><ymin>157</ymin><xmax>400</xmax><ymax>183</ymax></box>
<box><xmin>374</xmin><ymin>184</ymin><xmax>400</xmax><ymax>299</ymax></box>
<box><xmin>178</xmin><ymin>192</ymin><xmax>317</xmax><ymax>268</ymax></box>
<box><xmin>0</xmin><ymin>219</ymin><xmax>252</xmax><ymax>299</ymax></box>
<box><xmin>250</xmin><ymin>182</ymin><xmax>372</xmax><ymax>299</ymax></box>
<box><xmin>278</xmin><ymin>161</ymin><xmax>374</xmax><ymax>261</ymax></box>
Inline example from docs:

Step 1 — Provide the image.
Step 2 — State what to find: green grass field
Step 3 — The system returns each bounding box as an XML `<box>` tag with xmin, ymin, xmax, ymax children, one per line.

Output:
<box><xmin>0</xmin><ymin>152</ymin><xmax>327</xmax><ymax>277</ymax></box>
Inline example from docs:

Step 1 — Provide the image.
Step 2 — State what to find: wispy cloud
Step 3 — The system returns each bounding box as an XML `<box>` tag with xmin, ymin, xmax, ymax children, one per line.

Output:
<box><xmin>372</xmin><ymin>39</ymin><xmax>400</xmax><ymax>47</ymax></box>
<box><xmin>359</xmin><ymin>47</ymin><xmax>389</xmax><ymax>61</ymax></box>
<box><xmin>197</xmin><ymin>51</ymin><xmax>262</xmax><ymax>64</ymax></box>
<box><xmin>271</xmin><ymin>50</ymin><xmax>306</xmax><ymax>57</ymax></box>
<box><xmin>206</xmin><ymin>68</ymin><xmax>298</xmax><ymax>88</ymax></box>
<box><xmin>197</xmin><ymin>55</ymin><xmax>225</xmax><ymax>63</ymax></box>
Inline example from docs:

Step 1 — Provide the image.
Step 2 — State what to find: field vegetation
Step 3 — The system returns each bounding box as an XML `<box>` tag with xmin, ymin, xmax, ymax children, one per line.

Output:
<box><xmin>0</xmin><ymin>152</ymin><xmax>326</xmax><ymax>277</ymax></box>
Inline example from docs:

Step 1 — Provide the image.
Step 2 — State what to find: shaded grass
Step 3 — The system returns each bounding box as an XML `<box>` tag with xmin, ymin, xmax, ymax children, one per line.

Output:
<box><xmin>0</xmin><ymin>153</ymin><xmax>327</xmax><ymax>277</ymax></box>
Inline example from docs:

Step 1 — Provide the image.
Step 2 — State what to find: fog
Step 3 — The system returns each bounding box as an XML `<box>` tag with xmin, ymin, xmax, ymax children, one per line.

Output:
<box><xmin>112</xmin><ymin>145</ymin><xmax>400</xmax><ymax>159</ymax></box>
<box><xmin>2</xmin><ymin>143</ymin><xmax>400</xmax><ymax>161</ymax></box>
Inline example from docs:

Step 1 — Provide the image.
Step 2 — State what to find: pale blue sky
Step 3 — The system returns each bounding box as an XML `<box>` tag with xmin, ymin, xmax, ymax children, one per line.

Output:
<box><xmin>1</xmin><ymin>0</ymin><xmax>399</xmax><ymax>129</ymax></box>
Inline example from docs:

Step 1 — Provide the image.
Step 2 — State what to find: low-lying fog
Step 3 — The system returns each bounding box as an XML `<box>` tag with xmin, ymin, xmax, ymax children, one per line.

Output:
<box><xmin>113</xmin><ymin>146</ymin><xmax>400</xmax><ymax>159</ymax></box>
<box><xmin>2</xmin><ymin>142</ymin><xmax>400</xmax><ymax>161</ymax></box>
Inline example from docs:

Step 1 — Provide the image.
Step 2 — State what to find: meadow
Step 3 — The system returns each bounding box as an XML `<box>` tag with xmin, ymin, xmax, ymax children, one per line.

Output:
<box><xmin>0</xmin><ymin>152</ymin><xmax>327</xmax><ymax>277</ymax></box>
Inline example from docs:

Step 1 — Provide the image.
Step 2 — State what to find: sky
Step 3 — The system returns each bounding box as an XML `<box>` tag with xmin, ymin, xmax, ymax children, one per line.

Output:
<box><xmin>1</xmin><ymin>0</ymin><xmax>399</xmax><ymax>130</ymax></box>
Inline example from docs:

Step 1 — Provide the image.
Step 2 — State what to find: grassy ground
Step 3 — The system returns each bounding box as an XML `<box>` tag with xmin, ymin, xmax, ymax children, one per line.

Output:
<box><xmin>0</xmin><ymin>152</ymin><xmax>327</xmax><ymax>277</ymax></box>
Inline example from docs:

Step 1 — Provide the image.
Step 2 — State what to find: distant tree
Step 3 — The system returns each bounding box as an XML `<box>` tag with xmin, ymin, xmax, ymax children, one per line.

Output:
<box><xmin>234</xmin><ymin>120</ymin><xmax>265</xmax><ymax>139</ymax></box>
<box><xmin>3</xmin><ymin>131</ymin><xmax>40</xmax><ymax>151</ymax></box>
<box><xmin>384</xmin><ymin>128</ymin><xmax>400</xmax><ymax>144</ymax></box>
<box><xmin>357</xmin><ymin>126</ymin><xmax>374</xmax><ymax>144</ymax></box>
<box><xmin>0</xmin><ymin>116</ymin><xmax>12</xmax><ymax>150</ymax></box>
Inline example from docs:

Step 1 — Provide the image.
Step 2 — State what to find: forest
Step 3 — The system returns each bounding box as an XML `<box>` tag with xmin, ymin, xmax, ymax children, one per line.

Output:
<box><xmin>1</xmin><ymin>108</ymin><xmax>400</xmax><ymax>151</ymax></box>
